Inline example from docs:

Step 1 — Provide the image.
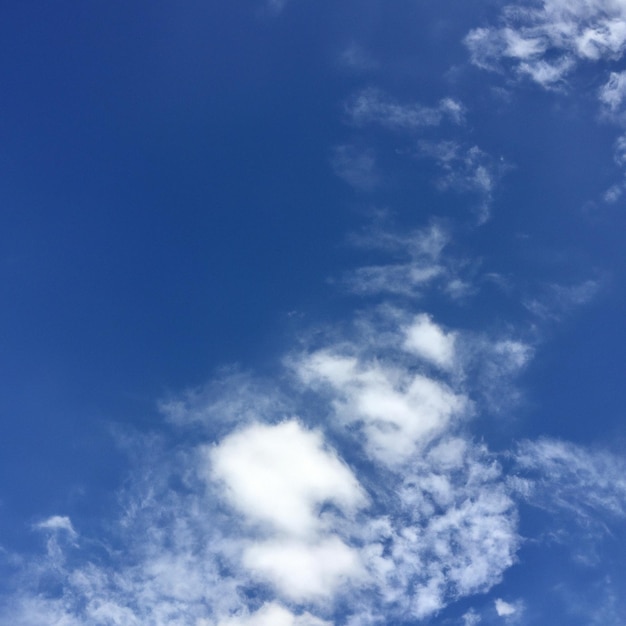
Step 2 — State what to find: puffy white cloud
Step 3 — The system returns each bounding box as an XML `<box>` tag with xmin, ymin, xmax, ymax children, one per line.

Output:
<box><xmin>494</xmin><ymin>598</ymin><xmax>517</xmax><ymax>617</ymax></box>
<box><xmin>218</xmin><ymin>603</ymin><xmax>331</xmax><ymax>626</ymax></box>
<box><xmin>403</xmin><ymin>313</ymin><xmax>457</xmax><ymax>370</ymax></box>
<box><xmin>466</xmin><ymin>0</ymin><xmax>626</xmax><ymax>88</ymax></box>
<box><xmin>296</xmin><ymin>350</ymin><xmax>466</xmax><ymax>465</ymax></box>
<box><xmin>242</xmin><ymin>537</ymin><xmax>363</xmax><ymax>601</ymax></box>
<box><xmin>209</xmin><ymin>420</ymin><xmax>367</xmax><ymax>537</ymax></box>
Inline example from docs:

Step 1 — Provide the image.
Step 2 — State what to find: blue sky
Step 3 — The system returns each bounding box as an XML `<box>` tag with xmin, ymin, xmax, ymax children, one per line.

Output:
<box><xmin>1</xmin><ymin>0</ymin><xmax>626</xmax><ymax>624</ymax></box>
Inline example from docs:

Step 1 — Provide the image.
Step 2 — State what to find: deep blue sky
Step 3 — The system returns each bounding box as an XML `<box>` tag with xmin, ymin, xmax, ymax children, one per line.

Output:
<box><xmin>1</xmin><ymin>1</ymin><xmax>626</xmax><ymax>625</ymax></box>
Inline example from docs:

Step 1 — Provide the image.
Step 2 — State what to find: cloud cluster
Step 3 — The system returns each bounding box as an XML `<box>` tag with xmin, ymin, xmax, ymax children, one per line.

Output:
<box><xmin>295</xmin><ymin>352</ymin><xmax>465</xmax><ymax>466</ymax></box>
<box><xmin>2</xmin><ymin>264</ymin><xmax>623</xmax><ymax>626</ymax></box>
<box><xmin>465</xmin><ymin>0</ymin><xmax>626</xmax><ymax>88</ymax></box>
<box><xmin>3</xmin><ymin>7</ymin><xmax>625</xmax><ymax>623</ymax></box>
<box><xmin>335</xmin><ymin>87</ymin><xmax>502</xmax><ymax>221</ymax></box>
<box><xmin>0</xmin><ymin>302</ymin><xmax>534</xmax><ymax>626</ymax></box>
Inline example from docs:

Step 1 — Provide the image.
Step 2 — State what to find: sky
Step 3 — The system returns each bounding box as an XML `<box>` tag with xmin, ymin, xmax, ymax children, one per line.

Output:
<box><xmin>1</xmin><ymin>0</ymin><xmax>626</xmax><ymax>624</ymax></box>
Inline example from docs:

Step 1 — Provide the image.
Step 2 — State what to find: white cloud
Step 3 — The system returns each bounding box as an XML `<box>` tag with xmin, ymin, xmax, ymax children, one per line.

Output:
<box><xmin>219</xmin><ymin>603</ymin><xmax>331</xmax><ymax>626</ymax></box>
<box><xmin>34</xmin><ymin>515</ymin><xmax>77</xmax><ymax>538</ymax></box>
<box><xmin>209</xmin><ymin>420</ymin><xmax>367</xmax><ymax>537</ymax></box>
<box><xmin>362</xmin><ymin>438</ymin><xmax>519</xmax><ymax>620</ymax></box>
<box><xmin>243</xmin><ymin>537</ymin><xmax>364</xmax><ymax>601</ymax></box>
<box><xmin>346</xmin><ymin>88</ymin><xmax>465</xmax><ymax>130</ymax></box>
<box><xmin>614</xmin><ymin>132</ymin><xmax>626</xmax><ymax>165</ymax></box>
<box><xmin>296</xmin><ymin>350</ymin><xmax>466</xmax><ymax>465</ymax></box>
<box><xmin>403</xmin><ymin>313</ymin><xmax>457</xmax><ymax>370</ymax></box>
<box><xmin>0</xmin><ymin>305</ymin><xmax>533</xmax><ymax>626</ymax></box>
<box><xmin>599</xmin><ymin>70</ymin><xmax>626</xmax><ymax>112</ymax></box>
<box><xmin>466</xmin><ymin>0</ymin><xmax>626</xmax><ymax>88</ymax></box>
<box><xmin>493</xmin><ymin>340</ymin><xmax>532</xmax><ymax>370</ymax></box>
<box><xmin>463</xmin><ymin>608</ymin><xmax>482</xmax><ymax>625</ymax></box>
<box><xmin>495</xmin><ymin>598</ymin><xmax>517</xmax><ymax>617</ymax></box>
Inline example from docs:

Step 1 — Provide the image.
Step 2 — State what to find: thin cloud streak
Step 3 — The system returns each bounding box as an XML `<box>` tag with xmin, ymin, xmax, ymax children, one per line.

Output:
<box><xmin>346</xmin><ymin>89</ymin><xmax>465</xmax><ymax>130</ymax></box>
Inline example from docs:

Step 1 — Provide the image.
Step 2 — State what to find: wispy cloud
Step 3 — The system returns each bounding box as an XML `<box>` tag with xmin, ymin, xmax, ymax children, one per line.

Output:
<box><xmin>340</xmin><ymin>92</ymin><xmax>503</xmax><ymax>221</ymax></box>
<box><xmin>265</xmin><ymin>0</ymin><xmax>289</xmax><ymax>15</ymax></box>
<box><xmin>599</xmin><ymin>70</ymin><xmax>626</xmax><ymax>113</ymax></box>
<box><xmin>346</xmin><ymin>88</ymin><xmax>465</xmax><ymax>130</ymax></box>
<box><xmin>331</xmin><ymin>144</ymin><xmax>380</xmax><ymax>191</ymax></box>
<box><xmin>523</xmin><ymin>278</ymin><xmax>602</xmax><ymax>320</ymax></box>
<box><xmin>462</xmin><ymin>608</ymin><xmax>482</xmax><ymax>625</ymax></box>
<box><xmin>34</xmin><ymin>515</ymin><xmax>77</xmax><ymax>538</ymax></box>
<box><xmin>515</xmin><ymin>438</ymin><xmax>626</xmax><ymax>526</ymax></box>
<box><xmin>338</xmin><ymin>45</ymin><xmax>379</xmax><ymax>73</ymax></box>
<box><xmin>158</xmin><ymin>368</ymin><xmax>291</xmax><ymax>431</ymax></box>
<box><xmin>417</xmin><ymin>141</ymin><xmax>504</xmax><ymax>222</ymax></box>
<box><xmin>341</xmin><ymin>222</ymin><xmax>475</xmax><ymax>298</ymax></box>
